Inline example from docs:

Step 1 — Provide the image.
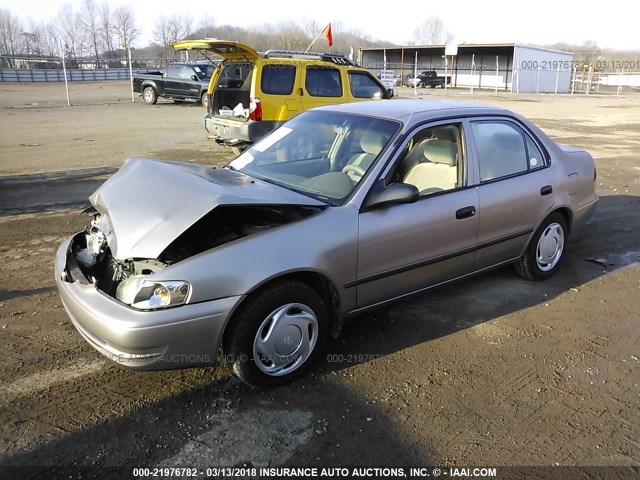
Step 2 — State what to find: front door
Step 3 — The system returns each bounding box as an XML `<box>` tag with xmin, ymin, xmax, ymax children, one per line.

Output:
<box><xmin>356</xmin><ymin>122</ymin><xmax>480</xmax><ymax>308</ymax></box>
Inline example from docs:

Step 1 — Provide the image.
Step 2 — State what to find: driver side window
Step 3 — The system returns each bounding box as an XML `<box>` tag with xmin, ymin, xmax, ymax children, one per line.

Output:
<box><xmin>393</xmin><ymin>123</ymin><xmax>464</xmax><ymax>196</ymax></box>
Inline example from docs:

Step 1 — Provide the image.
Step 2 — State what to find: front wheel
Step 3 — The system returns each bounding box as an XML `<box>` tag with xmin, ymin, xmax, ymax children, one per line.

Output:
<box><xmin>143</xmin><ymin>86</ymin><xmax>157</xmax><ymax>105</ymax></box>
<box><xmin>224</xmin><ymin>280</ymin><xmax>327</xmax><ymax>388</ymax></box>
<box><xmin>515</xmin><ymin>213</ymin><xmax>567</xmax><ymax>280</ymax></box>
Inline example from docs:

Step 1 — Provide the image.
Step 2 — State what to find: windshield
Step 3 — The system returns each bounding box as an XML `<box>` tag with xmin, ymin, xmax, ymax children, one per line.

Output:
<box><xmin>229</xmin><ymin>110</ymin><xmax>400</xmax><ymax>204</ymax></box>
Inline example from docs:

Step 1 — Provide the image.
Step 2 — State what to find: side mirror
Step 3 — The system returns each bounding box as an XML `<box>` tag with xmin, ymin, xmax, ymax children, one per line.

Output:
<box><xmin>386</xmin><ymin>88</ymin><xmax>394</xmax><ymax>98</ymax></box>
<box><xmin>364</xmin><ymin>182</ymin><xmax>419</xmax><ymax>210</ymax></box>
<box><xmin>191</xmin><ymin>74</ymin><xmax>198</xmax><ymax>81</ymax></box>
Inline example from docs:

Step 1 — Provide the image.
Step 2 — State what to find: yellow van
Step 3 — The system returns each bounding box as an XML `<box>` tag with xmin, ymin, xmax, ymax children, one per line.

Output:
<box><xmin>172</xmin><ymin>40</ymin><xmax>392</xmax><ymax>152</ymax></box>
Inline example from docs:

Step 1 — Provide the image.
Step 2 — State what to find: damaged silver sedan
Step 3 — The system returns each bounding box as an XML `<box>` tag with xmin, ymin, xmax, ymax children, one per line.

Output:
<box><xmin>55</xmin><ymin>100</ymin><xmax>598</xmax><ymax>387</ymax></box>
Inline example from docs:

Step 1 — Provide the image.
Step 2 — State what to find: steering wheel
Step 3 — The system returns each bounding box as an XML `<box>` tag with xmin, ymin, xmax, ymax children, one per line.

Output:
<box><xmin>342</xmin><ymin>164</ymin><xmax>366</xmax><ymax>179</ymax></box>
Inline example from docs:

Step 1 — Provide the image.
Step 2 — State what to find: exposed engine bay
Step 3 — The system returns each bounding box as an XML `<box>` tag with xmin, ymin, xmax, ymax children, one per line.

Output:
<box><xmin>71</xmin><ymin>204</ymin><xmax>321</xmax><ymax>302</ymax></box>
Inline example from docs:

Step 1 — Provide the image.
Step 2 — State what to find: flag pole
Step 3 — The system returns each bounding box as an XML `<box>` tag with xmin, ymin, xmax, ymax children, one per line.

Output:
<box><xmin>305</xmin><ymin>32</ymin><xmax>324</xmax><ymax>52</ymax></box>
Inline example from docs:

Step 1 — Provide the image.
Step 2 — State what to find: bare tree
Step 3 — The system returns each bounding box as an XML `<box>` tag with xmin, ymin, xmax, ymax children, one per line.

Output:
<box><xmin>0</xmin><ymin>8</ymin><xmax>23</xmax><ymax>65</ymax></box>
<box><xmin>100</xmin><ymin>2</ymin><xmax>115</xmax><ymax>54</ymax></box>
<box><xmin>180</xmin><ymin>15</ymin><xmax>194</xmax><ymax>39</ymax></box>
<box><xmin>194</xmin><ymin>16</ymin><xmax>215</xmax><ymax>38</ymax></box>
<box><xmin>41</xmin><ymin>22</ymin><xmax>60</xmax><ymax>57</ymax></box>
<box><xmin>153</xmin><ymin>16</ymin><xmax>171</xmax><ymax>58</ymax></box>
<box><xmin>412</xmin><ymin>17</ymin><xmax>453</xmax><ymax>45</ymax></box>
<box><xmin>56</xmin><ymin>4</ymin><xmax>83</xmax><ymax>58</ymax></box>
<box><xmin>154</xmin><ymin>14</ymin><xmax>194</xmax><ymax>58</ymax></box>
<box><xmin>80</xmin><ymin>0</ymin><xmax>101</xmax><ymax>65</ymax></box>
<box><xmin>276</xmin><ymin>21</ymin><xmax>309</xmax><ymax>51</ymax></box>
<box><xmin>113</xmin><ymin>5</ymin><xmax>140</xmax><ymax>50</ymax></box>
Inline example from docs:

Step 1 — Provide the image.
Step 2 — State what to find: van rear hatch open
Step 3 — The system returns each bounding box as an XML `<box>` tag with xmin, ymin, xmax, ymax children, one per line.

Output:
<box><xmin>172</xmin><ymin>40</ymin><xmax>259</xmax><ymax>121</ymax></box>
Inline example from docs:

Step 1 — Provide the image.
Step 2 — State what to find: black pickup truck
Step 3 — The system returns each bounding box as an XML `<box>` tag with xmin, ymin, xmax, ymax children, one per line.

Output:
<box><xmin>132</xmin><ymin>62</ymin><xmax>216</xmax><ymax>106</ymax></box>
<box><xmin>417</xmin><ymin>70</ymin><xmax>451</xmax><ymax>88</ymax></box>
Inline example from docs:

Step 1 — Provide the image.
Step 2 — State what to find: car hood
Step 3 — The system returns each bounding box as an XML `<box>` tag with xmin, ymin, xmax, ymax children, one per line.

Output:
<box><xmin>89</xmin><ymin>158</ymin><xmax>325</xmax><ymax>260</ymax></box>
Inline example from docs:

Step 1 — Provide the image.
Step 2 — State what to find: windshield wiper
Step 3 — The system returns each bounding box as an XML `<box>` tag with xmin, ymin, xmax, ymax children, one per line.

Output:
<box><xmin>223</xmin><ymin>163</ymin><xmax>237</xmax><ymax>171</ymax></box>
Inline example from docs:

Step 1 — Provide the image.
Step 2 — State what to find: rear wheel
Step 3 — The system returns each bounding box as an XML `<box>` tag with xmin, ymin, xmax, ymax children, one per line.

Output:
<box><xmin>224</xmin><ymin>280</ymin><xmax>327</xmax><ymax>388</ymax></box>
<box><xmin>201</xmin><ymin>92</ymin><xmax>209</xmax><ymax>108</ymax></box>
<box><xmin>515</xmin><ymin>213</ymin><xmax>567</xmax><ymax>280</ymax></box>
<box><xmin>143</xmin><ymin>87</ymin><xmax>157</xmax><ymax>105</ymax></box>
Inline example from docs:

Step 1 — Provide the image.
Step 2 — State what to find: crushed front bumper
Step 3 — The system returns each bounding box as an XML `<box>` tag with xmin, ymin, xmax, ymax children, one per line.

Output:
<box><xmin>55</xmin><ymin>234</ymin><xmax>243</xmax><ymax>370</ymax></box>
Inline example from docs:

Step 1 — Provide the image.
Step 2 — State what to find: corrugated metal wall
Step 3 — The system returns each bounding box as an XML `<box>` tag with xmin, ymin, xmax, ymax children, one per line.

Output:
<box><xmin>512</xmin><ymin>45</ymin><xmax>574</xmax><ymax>93</ymax></box>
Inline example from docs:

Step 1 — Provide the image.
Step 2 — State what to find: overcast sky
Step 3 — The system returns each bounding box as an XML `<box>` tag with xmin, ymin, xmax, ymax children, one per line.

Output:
<box><xmin>4</xmin><ymin>0</ymin><xmax>639</xmax><ymax>50</ymax></box>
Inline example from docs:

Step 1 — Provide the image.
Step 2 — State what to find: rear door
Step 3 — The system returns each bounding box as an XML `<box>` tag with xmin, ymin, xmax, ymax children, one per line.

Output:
<box><xmin>299</xmin><ymin>66</ymin><xmax>344</xmax><ymax>111</ymax></box>
<box><xmin>256</xmin><ymin>61</ymin><xmax>302</xmax><ymax>122</ymax></box>
<box><xmin>175</xmin><ymin>65</ymin><xmax>201</xmax><ymax>98</ymax></box>
<box><xmin>163</xmin><ymin>65</ymin><xmax>182</xmax><ymax>96</ymax></box>
<box><xmin>466</xmin><ymin>118</ymin><xmax>555</xmax><ymax>269</ymax></box>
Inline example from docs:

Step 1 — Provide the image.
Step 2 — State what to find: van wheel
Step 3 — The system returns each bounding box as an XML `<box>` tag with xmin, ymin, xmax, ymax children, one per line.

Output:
<box><xmin>143</xmin><ymin>87</ymin><xmax>157</xmax><ymax>105</ymax></box>
<box><xmin>224</xmin><ymin>280</ymin><xmax>327</xmax><ymax>388</ymax></box>
<box><xmin>515</xmin><ymin>213</ymin><xmax>567</xmax><ymax>280</ymax></box>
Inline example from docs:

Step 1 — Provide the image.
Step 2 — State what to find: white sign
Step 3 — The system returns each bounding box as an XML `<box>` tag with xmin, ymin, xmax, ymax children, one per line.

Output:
<box><xmin>445</xmin><ymin>44</ymin><xmax>458</xmax><ymax>56</ymax></box>
<box><xmin>380</xmin><ymin>69</ymin><xmax>395</xmax><ymax>89</ymax></box>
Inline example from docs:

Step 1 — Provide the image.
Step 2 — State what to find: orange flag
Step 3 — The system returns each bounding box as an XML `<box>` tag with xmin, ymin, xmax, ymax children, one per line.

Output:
<box><xmin>322</xmin><ymin>23</ymin><xmax>333</xmax><ymax>47</ymax></box>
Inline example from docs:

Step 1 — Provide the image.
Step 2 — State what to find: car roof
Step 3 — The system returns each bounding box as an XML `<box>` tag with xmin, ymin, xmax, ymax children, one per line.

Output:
<box><xmin>315</xmin><ymin>99</ymin><xmax>510</xmax><ymax>122</ymax></box>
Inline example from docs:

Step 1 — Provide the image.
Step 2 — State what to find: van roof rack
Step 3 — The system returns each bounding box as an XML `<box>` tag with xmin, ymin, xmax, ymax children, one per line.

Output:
<box><xmin>262</xmin><ymin>50</ymin><xmax>355</xmax><ymax>66</ymax></box>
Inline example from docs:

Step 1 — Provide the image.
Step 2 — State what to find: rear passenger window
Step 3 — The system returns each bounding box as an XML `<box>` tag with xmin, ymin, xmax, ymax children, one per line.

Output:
<box><xmin>305</xmin><ymin>67</ymin><xmax>342</xmax><ymax>97</ymax></box>
<box><xmin>179</xmin><ymin>66</ymin><xmax>194</xmax><ymax>79</ymax></box>
<box><xmin>166</xmin><ymin>65</ymin><xmax>180</xmax><ymax>77</ymax></box>
<box><xmin>348</xmin><ymin>72</ymin><xmax>384</xmax><ymax>98</ymax></box>
<box><xmin>525</xmin><ymin>133</ymin><xmax>545</xmax><ymax>169</ymax></box>
<box><xmin>261</xmin><ymin>64</ymin><xmax>295</xmax><ymax>95</ymax></box>
<box><xmin>471</xmin><ymin>121</ymin><xmax>528</xmax><ymax>182</ymax></box>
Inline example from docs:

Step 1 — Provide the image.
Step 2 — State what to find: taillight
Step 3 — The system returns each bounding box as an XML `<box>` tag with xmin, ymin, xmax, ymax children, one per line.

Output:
<box><xmin>249</xmin><ymin>97</ymin><xmax>262</xmax><ymax>121</ymax></box>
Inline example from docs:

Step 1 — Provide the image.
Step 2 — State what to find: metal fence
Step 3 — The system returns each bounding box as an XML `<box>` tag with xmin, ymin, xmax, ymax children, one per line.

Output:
<box><xmin>0</xmin><ymin>67</ymin><xmax>161</xmax><ymax>82</ymax></box>
<box><xmin>0</xmin><ymin>54</ymin><xmax>214</xmax><ymax>83</ymax></box>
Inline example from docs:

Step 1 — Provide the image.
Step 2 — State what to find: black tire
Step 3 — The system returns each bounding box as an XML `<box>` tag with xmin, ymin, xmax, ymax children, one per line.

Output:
<box><xmin>430</xmin><ymin>84</ymin><xmax>437</xmax><ymax>88</ymax></box>
<box><xmin>201</xmin><ymin>92</ymin><xmax>209</xmax><ymax>108</ymax></box>
<box><xmin>143</xmin><ymin>86</ymin><xmax>157</xmax><ymax>105</ymax></box>
<box><xmin>224</xmin><ymin>280</ymin><xmax>328</xmax><ymax>388</ymax></box>
<box><xmin>515</xmin><ymin>213</ymin><xmax>567</xmax><ymax>280</ymax></box>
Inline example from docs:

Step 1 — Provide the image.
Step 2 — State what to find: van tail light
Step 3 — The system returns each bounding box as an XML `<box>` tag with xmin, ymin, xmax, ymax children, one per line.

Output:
<box><xmin>249</xmin><ymin>97</ymin><xmax>262</xmax><ymax>121</ymax></box>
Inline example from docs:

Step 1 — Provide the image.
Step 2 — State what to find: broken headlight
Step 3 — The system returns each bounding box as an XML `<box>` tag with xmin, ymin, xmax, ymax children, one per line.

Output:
<box><xmin>116</xmin><ymin>277</ymin><xmax>191</xmax><ymax>310</ymax></box>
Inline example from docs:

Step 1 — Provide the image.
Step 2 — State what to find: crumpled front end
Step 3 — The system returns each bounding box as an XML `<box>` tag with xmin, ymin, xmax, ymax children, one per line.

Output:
<box><xmin>55</xmin><ymin>230</ymin><xmax>242</xmax><ymax>370</ymax></box>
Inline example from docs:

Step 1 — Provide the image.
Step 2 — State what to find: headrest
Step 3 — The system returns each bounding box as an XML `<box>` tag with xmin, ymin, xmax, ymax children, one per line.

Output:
<box><xmin>423</xmin><ymin>139</ymin><xmax>457</xmax><ymax>166</ymax></box>
<box><xmin>360</xmin><ymin>134</ymin><xmax>386</xmax><ymax>155</ymax></box>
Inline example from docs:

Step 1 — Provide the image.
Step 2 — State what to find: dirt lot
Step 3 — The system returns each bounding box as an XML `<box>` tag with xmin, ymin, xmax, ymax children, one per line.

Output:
<box><xmin>0</xmin><ymin>81</ymin><xmax>638</xmax><ymax>475</ymax></box>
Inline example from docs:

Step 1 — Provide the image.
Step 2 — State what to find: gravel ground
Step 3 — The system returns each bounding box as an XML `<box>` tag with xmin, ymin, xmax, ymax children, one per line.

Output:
<box><xmin>0</xmin><ymin>82</ymin><xmax>638</xmax><ymax>475</ymax></box>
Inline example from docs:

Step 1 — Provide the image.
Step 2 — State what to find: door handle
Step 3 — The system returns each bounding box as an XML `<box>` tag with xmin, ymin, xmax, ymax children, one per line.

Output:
<box><xmin>540</xmin><ymin>185</ymin><xmax>553</xmax><ymax>196</ymax></box>
<box><xmin>456</xmin><ymin>206</ymin><xmax>476</xmax><ymax>220</ymax></box>
<box><xmin>298</xmin><ymin>87</ymin><xmax>304</xmax><ymax>96</ymax></box>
